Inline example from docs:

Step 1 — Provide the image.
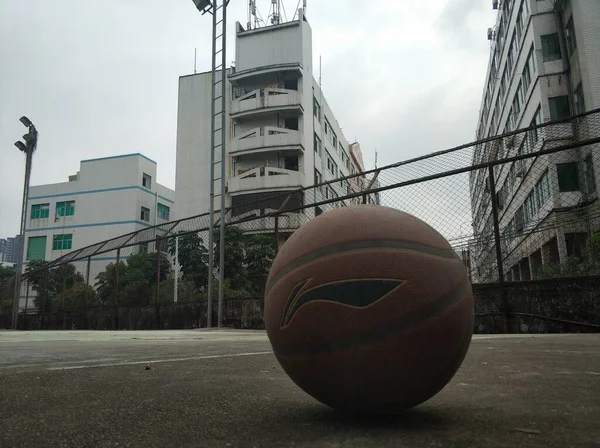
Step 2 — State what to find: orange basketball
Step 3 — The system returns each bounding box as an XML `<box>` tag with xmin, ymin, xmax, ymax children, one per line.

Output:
<box><xmin>264</xmin><ymin>205</ymin><xmax>474</xmax><ymax>413</ymax></box>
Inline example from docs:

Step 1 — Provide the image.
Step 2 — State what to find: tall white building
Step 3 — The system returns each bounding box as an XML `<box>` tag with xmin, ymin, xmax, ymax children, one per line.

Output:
<box><xmin>470</xmin><ymin>0</ymin><xmax>600</xmax><ymax>282</ymax></box>
<box><xmin>20</xmin><ymin>153</ymin><xmax>174</xmax><ymax>308</ymax></box>
<box><xmin>175</xmin><ymin>7</ymin><xmax>376</xmax><ymax>242</ymax></box>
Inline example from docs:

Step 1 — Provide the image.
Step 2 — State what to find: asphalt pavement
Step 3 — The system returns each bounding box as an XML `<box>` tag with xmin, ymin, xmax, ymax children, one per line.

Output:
<box><xmin>1</xmin><ymin>330</ymin><xmax>599</xmax><ymax>448</ymax></box>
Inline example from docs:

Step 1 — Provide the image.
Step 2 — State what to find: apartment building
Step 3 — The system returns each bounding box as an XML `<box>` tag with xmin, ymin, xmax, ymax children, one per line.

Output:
<box><xmin>19</xmin><ymin>153</ymin><xmax>174</xmax><ymax>309</ymax></box>
<box><xmin>470</xmin><ymin>0</ymin><xmax>600</xmax><ymax>282</ymax></box>
<box><xmin>175</xmin><ymin>7</ymin><xmax>377</xmax><ymax>243</ymax></box>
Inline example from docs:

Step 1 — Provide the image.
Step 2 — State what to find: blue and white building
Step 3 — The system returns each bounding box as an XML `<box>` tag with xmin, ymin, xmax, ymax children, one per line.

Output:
<box><xmin>19</xmin><ymin>153</ymin><xmax>174</xmax><ymax>309</ymax></box>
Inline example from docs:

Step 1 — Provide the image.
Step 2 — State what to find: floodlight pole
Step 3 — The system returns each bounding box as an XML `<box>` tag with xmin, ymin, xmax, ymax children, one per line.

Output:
<box><xmin>12</xmin><ymin>117</ymin><xmax>37</xmax><ymax>330</ymax></box>
<box><xmin>192</xmin><ymin>0</ymin><xmax>228</xmax><ymax>328</ymax></box>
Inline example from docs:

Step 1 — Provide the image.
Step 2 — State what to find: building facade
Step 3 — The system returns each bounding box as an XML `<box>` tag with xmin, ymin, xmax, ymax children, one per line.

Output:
<box><xmin>470</xmin><ymin>0</ymin><xmax>600</xmax><ymax>282</ymax></box>
<box><xmin>0</xmin><ymin>236</ymin><xmax>20</xmax><ymax>264</ymax></box>
<box><xmin>19</xmin><ymin>153</ymin><xmax>174</xmax><ymax>309</ymax></box>
<box><xmin>175</xmin><ymin>8</ymin><xmax>377</xmax><ymax>242</ymax></box>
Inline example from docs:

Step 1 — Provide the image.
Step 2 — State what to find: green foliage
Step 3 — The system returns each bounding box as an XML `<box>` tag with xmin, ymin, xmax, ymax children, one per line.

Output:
<box><xmin>536</xmin><ymin>255</ymin><xmax>591</xmax><ymax>279</ymax></box>
<box><xmin>0</xmin><ymin>266</ymin><xmax>16</xmax><ymax>308</ymax></box>
<box><xmin>587</xmin><ymin>232</ymin><xmax>600</xmax><ymax>263</ymax></box>
<box><xmin>168</xmin><ymin>232</ymin><xmax>209</xmax><ymax>290</ymax></box>
<box><xmin>24</xmin><ymin>261</ymin><xmax>85</xmax><ymax>312</ymax></box>
<box><xmin>95</xmin><ymin>251</ymin><xmax>171</xmax><ymax>306</ymax></box>
<box><xmin>213</xmin><ymin>226</ymin><xmax>250</xmax><ymax>292</ymax></box>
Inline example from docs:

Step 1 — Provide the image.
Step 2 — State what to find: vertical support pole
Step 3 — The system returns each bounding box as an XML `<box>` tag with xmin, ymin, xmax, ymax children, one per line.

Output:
<box><xmin>488</xmin><ymin>164</ymin><xmax>509</xmax><ymax>333</ymax></box>
<box><xmin>61</xmin><ymin>266</ymin><xmax>67</xmax><ymax>330</ymax></box>
<box><xmin>218</xmin><ymin>0</ymin><xmax>228</xmax><ymax>329</ymax></box>
<box><xmin>85</xmin><ymin>256</ymin><xmax>91</xmax><ymax>330</ymax></box>
<box><xmin>115</xmin><ymin>248</ymin><xmax>120</xmax><ymax>330</ymax></box>
<box><xmin>274</xmin><ymin>215</ymin><xmax>280</xmax><ymax>254</ymax></box>
<box><xmin>362</xmin><ymin>193</ymin><xmax>367</xmax><ymax>204</ymax></box>
<box><xmin>156</xmin><ymin>236</ymin><xmax>162</xmax><ymax>329</ymax></box>
<box><xmin>24</xmin><ymin>281</ymin><xmax>30</xmax><ymax>329</ymax></box>
<box><xmin>41</xmin><ymin>269</ymin><xmax>48</xmax><ymax>329</ymax></box>
<box><xmin>174</xmin><ymin>235</ymin><xmax>179</xmax><ymax>303</ymax></box>
<box><xmin>206</xmin><ymin>0</ymin><xmax>218</xmax><ymax>330</ymax></box>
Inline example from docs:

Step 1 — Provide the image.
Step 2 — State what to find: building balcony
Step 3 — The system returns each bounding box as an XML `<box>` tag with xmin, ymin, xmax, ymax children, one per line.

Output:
<box><xmin>228</xmin><ymin>166</ymin><xmax>304</xmax><ymax>195</ymax></box>
<box><xmin>231</xmin><ymin>88</ymin><xmax>303</xmax><ymax>118</ymax></box>
<box><xmin>230</xmin><ymin>126</ymin><xmax>305</xmax><ymax>156</ymax></box>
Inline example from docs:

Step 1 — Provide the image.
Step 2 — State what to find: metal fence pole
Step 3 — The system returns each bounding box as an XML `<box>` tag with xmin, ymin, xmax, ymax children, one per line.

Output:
<box><xmin>24</xmin><ymin>281</ymin><xmax>30</xmax><ymax>329</ymax></box>
<box><xmin>274</xmin><ymin>215</ymin><xmax>280</xmax><ymax>254</ymax></box>
<box><xmin>488</xmin><ymin>164</ymin><xmax>509</xmax><ymax>333</ymax></box>
<box><xmin>85</xmin><ymin>256</ymin><xmax>91</xmax><ymax>330</ymax></box>
<box><xmin>156</xmin><ymin>236</ymin><xmax>161</xmax><ymax>329</ymax></box>
<box><xmin>115</xmin><ymin>248</ymin><xmax>120</xmax><ymax>330</ymax></box>
<box><xmin>362</xmin><ymin>193</ymin><xmax>367</xmax><ymax>204</ymax></box>
<box><xmin>41</xmin><ymin>269</ymin><xmax>48</xmax><ymax>329</ymax></box>
<box><xmin>61</xmin><ymin>266</ymin><xmax>67</xmax><ymax>330</ymax></box>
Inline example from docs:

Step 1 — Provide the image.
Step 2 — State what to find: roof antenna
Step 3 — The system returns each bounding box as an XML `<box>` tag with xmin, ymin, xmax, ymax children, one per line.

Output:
<box><xmin>194</xmin><ymin>47</ymin><xmax>197</xmax><ymax>74</ymax></box>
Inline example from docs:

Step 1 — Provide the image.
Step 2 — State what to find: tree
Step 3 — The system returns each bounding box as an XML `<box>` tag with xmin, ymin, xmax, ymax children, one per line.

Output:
<box><xmin>0</xmin><ymin>265</ymin><xmax>16</xmax><ymax>310</ymax></box>
<box><xmin>245</xmin><ymin>234</ymin><xmax>276</xmax><ymax>293</ymax></box>
<box><xmin>95</xmin><ymin>251</ymin><xmax>172</xmax><ymax>306</ymax></box>
<box><xmin>213</xmin><ymin>226</ymin><xmax>249</xmax><ymax>292</ymax></box>
<box><xmin>168</xmin><ymin>232</ymin><xmax>209</xmax><ymax>290</ymax></box>
<box><xmin>25</xmin><ymin>261</ymin><xmax>85</xmax><ymax>312</ymax></box>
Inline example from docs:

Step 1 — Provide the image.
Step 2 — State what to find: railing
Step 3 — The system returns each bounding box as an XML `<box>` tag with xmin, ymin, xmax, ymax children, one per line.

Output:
<box><xmin>230</xmin><ymin>88</ymin><xmax>303</xmax><ymax>117</ymax></box>
<box><xmin>230</xmin><ymin>126</ymin><xmax>304</xmax><ymax>155</ymax></box>
<box><xmin>228</xmin><ymin>166</ymin><xmax>304</xmax><ymax>194</ymax></box>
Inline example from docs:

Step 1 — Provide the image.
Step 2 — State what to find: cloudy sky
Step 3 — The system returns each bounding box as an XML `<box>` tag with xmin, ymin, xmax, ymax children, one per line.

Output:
<box><xmin>0</xmin><ymin>0</ymin><xmax>496</xmax><ymax>238</ymax></box>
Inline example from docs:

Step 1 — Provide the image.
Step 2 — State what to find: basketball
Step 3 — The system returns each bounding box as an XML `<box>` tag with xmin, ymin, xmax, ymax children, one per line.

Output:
<box><xmin>264</xmin><ymin>205</ymin><xmax>474</xmax><ymax>413</ymax></box>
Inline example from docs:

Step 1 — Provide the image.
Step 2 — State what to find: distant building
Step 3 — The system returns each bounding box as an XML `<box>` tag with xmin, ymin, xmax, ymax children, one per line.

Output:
<box><xmin>175</xmin><ymin>7</ymin><xmax>376</xmax><ymax>243</ymax></box>
<box><xmin>0</xmin><ymin>236</ymin><xmax>20</xmax><ymax>264</ymax></box>
<box><xmin>19</xmin><ymin>153</ymin><xmax>174</xmax><ymax>309</ymax></box>
<box><xmin>470</xmin><ymin>0</ymin><xmax>600</xmax><ymax>282</ymax></box>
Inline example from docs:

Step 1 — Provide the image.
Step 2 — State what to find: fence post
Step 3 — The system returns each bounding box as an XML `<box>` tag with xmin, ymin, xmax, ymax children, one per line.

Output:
<box><xmin>156</xmin><ymin>236</ymin><xmax>161</xmax><ymax>329</ymax></box>
<box><xmin>362</xmin><ymin>193</ymin><xmax>367</xmax><ymax>204</ymax></box>
<box><xmin>24</xmin><ymin>281</ymin><xmax>30</xmax><ymax>329</ymax></box>
<box><xmin>115</xmin><ymin>248</ymin><xmax>120</xmax><ymax>330</ymax></box>
<box><xmin>41</xmin><ymin>269</ymin><xmax>48</xmax><ymax>329</ymax></box>
<box><xmin>488</xmin><ymin>164</ymin><xmax>509</xmax><ymax>333</ymax></box>
<box><xmin>61</xmin><ymin>266</ymin><xmax>67</xmax><ymax>330</ymax></box>
<box><xmin>274</xmin><ymin>215</ymin><xmax>279</xmax><ymax>253</ymax></box>
<box><xmin>85</xmin><ymin>256</ymin><xmax>91</xmax><ymax>330</ymax></box>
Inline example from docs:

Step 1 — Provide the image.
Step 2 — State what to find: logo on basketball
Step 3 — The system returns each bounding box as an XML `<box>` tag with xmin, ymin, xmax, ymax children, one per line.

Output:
<box><xmin>280</xmin><ymin>278</ymin><xmax>404</xmax><ymax>328</ymax></box>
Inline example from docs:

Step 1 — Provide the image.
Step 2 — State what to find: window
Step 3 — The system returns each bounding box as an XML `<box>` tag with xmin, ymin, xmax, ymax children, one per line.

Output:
<box><xmin>574</xmin><ymin>84</ymin><xmax>585</xmax><ymax>114</ymax></box>
<box><xmin>140</xmin><ymin>206</ymin><xmax>150</xmax><ymax>222</ymax></box>
<box><xmin>522</xmin><ymin>60</ymin><xmax>531</xmax><ymax>94</ymax></box>
<box><xmin>565</xmin><ymin>17</ymin><xmax>577</xmax><ymax>56</ymax></box>
<box><xmin>142</xmin><ymin>173</ymin><xmax>152</xmax><ymax>189</ymax></box>
<box><xmin>31</xmin><ymin>203</ymin><xmax>50</xmax><ymax>219</ymax></box>
<box><xmin>56</xmin><ymin>201</ymin><xmax>75</xmax><ymax>217</ymax></box>
<box><xmin>583</xmin><ymin>155</ymin><xmax>596</xmax><ymax>193</ymax></box>
<box><xmin>314</xmin><ymin>168</ymin><xmax>322</xmax><ymax>185</ymax></box>
<box><xmin>157</xmin><ymin>203</ymin><xmax>170</xmax><ymax>220</ymax></box>
<box><xmin>314</xmin><ymin>133</ymin><xmax>322</xmax><ymax>156</ymax></box>
<box><xmin>52</xmin><ymin>234</ymin><xmax>73</xmax><ymax>251</ymax></box>
<box><xmin>26</xmin><ymin>236</ymin><xmax>46</xmax><ymax>260</ymax></box>
<box><xmin>556</xmin><ymin>162</ymin><xmax>580</xmax><ymax>192</ymax></box>
<box><xmin>541</xmin><ymin>33</ymin><xmax>561</xmax><ymax>62</ymax></box>
<box><xmin>548</xmin><ymin>96</ymin><xmax>570</xmax><ymax>121</ymax></box>
<box><xmin>313</xmin><ymin>96</ymin><xmax>321</xmax><ymax>122</ymax></box>
<box><xmin>515</xmin><ymin>5</ymin><xmax>524</xmax><ymax>41</ymax></box>
<box><xmin>534</xmin><ymin>169</ymin><xmax>551</xmax><ymax>209</ymax></box>
<box><xmin>326</xmin><ymin>151</ymin><xmax>337</xmax><ymax>177</ymax></box>
<box><xmin>527</xmin><ymin>106</ymin><xmax>541</xmax><ymax>150</ymax></box>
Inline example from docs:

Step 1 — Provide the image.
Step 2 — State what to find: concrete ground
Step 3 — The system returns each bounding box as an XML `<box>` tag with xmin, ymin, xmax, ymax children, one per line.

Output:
<box><xmin>0</xmin><ymin>331</ymin><xmax>599</xmax><ymax>448</ymax></box>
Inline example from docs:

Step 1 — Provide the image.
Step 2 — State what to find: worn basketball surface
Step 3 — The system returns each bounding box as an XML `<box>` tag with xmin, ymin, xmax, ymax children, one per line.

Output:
<box><xmin>264</xmin><ymin>205</ymin><xmax>474</xmax><ymax>413</ymax></box>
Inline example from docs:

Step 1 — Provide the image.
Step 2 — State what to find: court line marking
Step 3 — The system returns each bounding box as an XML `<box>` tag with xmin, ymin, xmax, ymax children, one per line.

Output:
<box><xmin>46</xmin><ymin>351</ymin><xmax>273</xmax><ymax>371</ymax></box>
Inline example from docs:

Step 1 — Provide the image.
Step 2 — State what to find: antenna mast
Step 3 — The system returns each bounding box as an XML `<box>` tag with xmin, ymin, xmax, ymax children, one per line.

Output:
<box><xmin>271</xmin><ymin>0</ymin><xmax>282</xmax><ymax>25</ymax></box>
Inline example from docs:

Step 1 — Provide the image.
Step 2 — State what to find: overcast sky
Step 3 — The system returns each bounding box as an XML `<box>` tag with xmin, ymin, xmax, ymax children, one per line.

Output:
<box><xmin>0</xmin><ymin>0</ymin><xmax>495</xmax><ymax>238</ymax></box>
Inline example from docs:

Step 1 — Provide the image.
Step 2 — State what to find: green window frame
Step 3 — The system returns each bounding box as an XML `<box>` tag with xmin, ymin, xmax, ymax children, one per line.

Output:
<box><xmin>52</xmin><ymin>234</ymin><xmax>73</xmax><ymax>251</ymax></box>
<box><xmin>31</xmin><ymin>203</ymin><xmax>50</xmax><ymax>219</ymax></box>
<box><xmin>26</xmin><ymin>236</ymin><xmax>47</xmax><ymax>260</ymax></box>
<box><xmin>541</xmin><ymin>33</ymin><xmax>562</xmax><ymax>62</ymax></box>
<box><xmin>56</xmin><ymin>200</ymin><xmax>75</xmax><ymax>217</ymax></box>
<box><xmin>157</xmin><ymin>203</ymin><xmax>170</xmax><ymax>220</ymax></box>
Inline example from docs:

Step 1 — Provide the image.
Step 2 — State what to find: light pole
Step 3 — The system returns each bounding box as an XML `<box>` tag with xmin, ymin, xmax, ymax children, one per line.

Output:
<box><xmin>12</xmin><ymin>116</ymin><xmax>38</xmax><ymax>329</ymax></box>
<box><xmin>191</xmin><ymin>0</ymin><xmax>228</xmax><ymax>328</ymax></box>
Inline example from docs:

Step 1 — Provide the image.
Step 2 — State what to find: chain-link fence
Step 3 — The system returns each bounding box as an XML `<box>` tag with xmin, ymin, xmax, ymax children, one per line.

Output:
<box><xmin>3</xmin><ymin>109</ymin><xmax>600</xmax><ymax>331</ymax></box>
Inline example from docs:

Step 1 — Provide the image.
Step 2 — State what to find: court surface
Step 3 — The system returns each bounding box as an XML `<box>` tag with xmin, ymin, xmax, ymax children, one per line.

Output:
<box><xmin>1</xmin><ymin>330</ymin><xmax>599</xmax><ymax>448</ymax></box>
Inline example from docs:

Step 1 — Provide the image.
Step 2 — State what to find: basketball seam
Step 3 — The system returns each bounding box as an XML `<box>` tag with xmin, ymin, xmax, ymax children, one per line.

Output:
<box><xmin>270</xmin><ymin>277</ymin><xmax>472</xmax><ymax>358</ymax></box>
<box><xmin>265</xmin><ymin>240</ymin><xmax>461</xmax><ymax>295</ymax></box>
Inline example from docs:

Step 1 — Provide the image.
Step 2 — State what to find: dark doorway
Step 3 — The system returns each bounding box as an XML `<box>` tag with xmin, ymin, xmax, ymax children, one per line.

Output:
<box><xmin>285</xmin><ymin>117</ymin><xmax>299</xmax><ymax>130</ymax></box>
<box><xmin>284</xmin><ymin>155</ymin><xmax>299</xmax><ymax>171</ymax></box>
<box><xmin>284</xmin><ymin>78</ymin><xmax>298</xmax><ymax>90</ymax></box>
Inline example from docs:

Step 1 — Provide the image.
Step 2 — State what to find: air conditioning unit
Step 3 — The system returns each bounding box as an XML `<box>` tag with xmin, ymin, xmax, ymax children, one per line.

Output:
<box><xmin>492</xmin><ymin>0</ymin><xmax>499</xmax><ymax>10</ymax></box>
<box><xmin>515</xmin><ymin>163</ymin><xmax>525</xmax><ymax>178</ymax></box>
<box><xmin>487</xmin><ymin>28</ymin><xmax>494</xmax><ymax>40</ymax></box>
